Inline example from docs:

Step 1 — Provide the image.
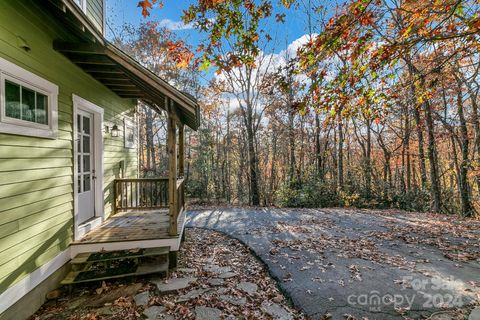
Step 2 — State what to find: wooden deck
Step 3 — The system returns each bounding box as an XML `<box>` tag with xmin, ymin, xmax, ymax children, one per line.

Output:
<box><xmin>78</xmin><ymin>209</ymin><xmax>184</xmax><ymax>244</ymax></box>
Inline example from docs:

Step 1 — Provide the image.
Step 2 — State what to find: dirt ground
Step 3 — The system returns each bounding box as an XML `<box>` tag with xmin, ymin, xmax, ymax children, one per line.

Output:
<box><xmin>30</xmin><ymin>228</ymin><xmax>305</xmax><ymax>320</ymax></box>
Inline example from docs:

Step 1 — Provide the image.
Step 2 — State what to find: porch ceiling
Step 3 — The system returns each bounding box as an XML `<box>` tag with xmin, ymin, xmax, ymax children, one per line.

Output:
<box><xmin>54</xmin><ymin>42</ymin><xmax>200</xmax><ymax>130</ymax></box>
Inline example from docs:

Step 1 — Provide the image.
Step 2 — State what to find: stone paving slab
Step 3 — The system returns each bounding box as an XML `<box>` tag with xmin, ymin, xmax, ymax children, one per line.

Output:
<box><xmin>154</xmin><ymin>277</ymin><xmax>196</xmax><ymax>293</ymax></box>
<box><xmin>194</xmin><ymin>306</ymin><xmax>222</xmax><ymax>320</ymax></box>
<box><xmin>237</xmin><ymin>281</ymin><xmax>258</xmax><ymax>295</ymax></box>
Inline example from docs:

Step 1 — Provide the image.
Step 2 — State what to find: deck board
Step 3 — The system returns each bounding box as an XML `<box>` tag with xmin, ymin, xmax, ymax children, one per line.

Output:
<box><xmin>78</xmin><ymin>209</ymin><xmax>181</xmax><ymax>243</ymax></box>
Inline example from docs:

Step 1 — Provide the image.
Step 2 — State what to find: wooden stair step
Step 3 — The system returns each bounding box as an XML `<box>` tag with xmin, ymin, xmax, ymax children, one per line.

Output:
<box><xmin>61</xmin><ymin>259</ymin><xmax>169</xmax><ymax>285</ymax></box>
<box><xmin>62</xmin><ymin>246</ymin><xmax>171</xmax><ymax>285</ymax></box>
<box><xmin>71</xmin><ymin>246</ymin><xmax>170</xmax><ymax>264</ymax></box>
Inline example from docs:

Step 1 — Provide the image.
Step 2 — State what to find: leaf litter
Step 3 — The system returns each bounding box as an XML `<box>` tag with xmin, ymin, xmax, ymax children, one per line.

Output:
<box><xmin>30</xmin><ymin>228</ymin><xmax>306</xmax><ymax>320</ymax></box>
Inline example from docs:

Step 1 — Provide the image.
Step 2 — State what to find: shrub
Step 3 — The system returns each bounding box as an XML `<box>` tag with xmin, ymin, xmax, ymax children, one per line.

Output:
<box><xmin>339</xmin><ymin>191</ymin><xmax>360</xmax><ymax>207</ymax></box>
<box><xmin>275</xmin><ymin>178</ymin><xmax>432</xmax><ymax>212</ymax></box>
<box><xmin>391</xmin><ymin>189</ymin><xmax>430</xmax><ymax>212</ymax></box>
<box><xmin>275</xmin><ymin>180</ymin><xmax>340</xmax><ymax>208</ymax></box>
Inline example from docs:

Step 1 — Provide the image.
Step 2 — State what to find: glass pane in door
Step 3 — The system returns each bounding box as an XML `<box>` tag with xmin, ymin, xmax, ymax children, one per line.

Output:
<box><xmin>83</xmin><ymin>174</ymin><xmax>91</xmax><ymax>192</ymax></box>
<box><xmin>83</xmin><ymin>136</ymin><xmax>90</xmax><ymax>153</ymax></box>
<box><xmin>78</xmin><ymin>113</ymin><xmax>93</xmax><ymax>195</ymax></box>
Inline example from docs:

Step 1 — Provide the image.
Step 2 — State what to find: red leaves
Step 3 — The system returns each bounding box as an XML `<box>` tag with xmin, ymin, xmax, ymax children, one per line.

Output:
<box><xmin>137</xmin><ymin>0</ymin><xmax>152</xmax><ymax>17</ymax></box>
<box><xmin>137</xmin><ymin>0</ymin><xmax>160</xmax><ymax>17</ymax></box>
<box><xmin>244</xmin><ymin>0</ymin><xmax>255</xmax><ymax>11</ymax></box>
<box><xmin>137</xmin><ymin>0</ymin><xmax>165</xmax><ymax>17</ymax></box>
<box><xmin>359</xmin><ymin>11</ymin><xmax>374</xmax><ymax>26</ymax></box>
<box><xmin>165</xmin><ymin>40</ymin><xmax>194</xmax><ymax>69</ymax></box>
<box><xmin>446</xmin><ymin>23</ymin><xmax>457</xmax><ymax>33</ymax></box>
<box><xmin>470</xmin><ymin>16</ymin><xmax>480</xmax><ymax>30</ymax></box>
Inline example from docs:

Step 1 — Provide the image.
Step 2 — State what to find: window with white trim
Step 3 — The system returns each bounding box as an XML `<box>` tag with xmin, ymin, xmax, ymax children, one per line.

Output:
<box><xmin>74</xmin><ymin>0</ymin><xmax>87</xmax><ymax>13</ymax></box>
<box><xmin>0</xmin><ymin>57</ymin><xmax>58</xmax><ymax>139</ymax></box>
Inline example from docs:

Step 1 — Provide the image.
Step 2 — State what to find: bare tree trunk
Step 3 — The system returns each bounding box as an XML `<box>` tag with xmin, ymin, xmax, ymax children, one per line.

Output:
<box><xmin>412</xmin><ymin>106</ymin><xmax>427</xmax><ymax>191</ymax></box>
<box><xmin>225</xmin><ymin>110</ymin><xmax>231</xmax><ymax>203</ymax></box>
<box><xmin>288</xmin><ymin>111</ymin><xmax>296</xmax><ymax>184</ymax></box>
<box><xmin>246</xmin><ymin>119</ymin><xmax>260</xmax><ymax>205</ymax></box>
<box><xmin>465</xmin><ymin>76</ymin><xmax>480</xmax><ymax>198</ymax></box>
<box><xmin>315</xmin><ymin>113</ymin><xmax>324</xmax><ymax>180</ymax></box>
<box><xmin>237</xmin><ymin>127</ymin><xmax>247</xmax><ymax>203</ymax></box>
<box><xmin>407</xmin><ymin>64</ymin><xmax>428</xmax><ymax>190</ymax></box>
<box><xmin>298</xmin><ymin>118</ymin><xmax>305</xmax><ymax>183</ymax></box>
<box><xmin>404</xmin><ymin>106</ymin><xmax>411</xmax><ymax>191</ymax></box>
<box><xmin>455</xmin><ymin>78</ymin><xmax>473</xmax><ymax>216</ymax></box>
<box><xmin>337</xmin><ymin>112</ymin><xmax>344</xmax><ymax>191</ymax></box>
<box><xmin>270</xmin><ymin>131</ymin><xmax>278</xmax><ymax>204</ymax></box>
<box><xmin>400</xmin><ymin>121</ymin><xmax>407</xmax><ymax>193</ymax></box>
<box><xmin>365</xmin><ymin>118</ymin><xmax>372</xmax><ymax>198</ymax></box>
<box><xmin>450</xmin><ymin>134</ymin><xmax>461</xmax><ymax>206</ymax></box>
<box><xmin>423</xmin><ymin>95</ymin><xmax>441</xmax><ymax>213</ymax></box>
<box><xmin>332</xmin><ymin>125</ymin><xmax>338</xmax><ymax>188</ymax></box>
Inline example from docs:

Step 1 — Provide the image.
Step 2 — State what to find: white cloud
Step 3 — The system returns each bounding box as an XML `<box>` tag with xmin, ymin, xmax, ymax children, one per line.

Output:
<box><xmin>212</xmin><ymin>34</ymin><xmax>318</xmax><ymax>113</ymax></box>
<box><xmin>260</xmin><ymin>33</ymin><xmax>318</xmax><ymax>71</ymax></box>
<box><xmin>158</xmin><ymin>19</ymin><xmax>194</xmax><ymax>31</ymax></box>
<box><xmin>280</xmin><ymin>34</ymin><xmax>317</xmax><ymax>60</ymax></box>
<box><xmin>225</xmin><ymin>98</ymin><xmax>243</xmax><ymax>112</ymax></box>
<box><xmin>268</xmin><ymin>34</ymin><xmax>318</xmax><ymax>85</ymax></box>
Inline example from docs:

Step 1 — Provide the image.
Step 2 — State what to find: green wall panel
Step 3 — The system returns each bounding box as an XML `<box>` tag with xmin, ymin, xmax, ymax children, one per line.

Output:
<box><xmin>0</xmin><ymin>0</ymin><xmax>138</xmax><ymax>294</ymax></box>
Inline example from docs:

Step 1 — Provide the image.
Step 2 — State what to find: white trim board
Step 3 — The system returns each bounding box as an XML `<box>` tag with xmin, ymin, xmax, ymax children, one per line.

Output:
<box><xmin>0</xmin><ymin>248</ymin><xmax>70</xmax><ymax>314</ymax></box>
<box><xmin>72</xmin><ymin>94</ymin><xmax>105</xmax><ymax>241</ymax></box>
<box><xmin>70</xmin><ymin>237</ymin><xmax>181</xmax><ymax>257</ymax></box>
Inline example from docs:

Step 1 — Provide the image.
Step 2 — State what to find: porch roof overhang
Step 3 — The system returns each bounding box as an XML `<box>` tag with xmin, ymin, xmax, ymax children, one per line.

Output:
<box><xmin>54</xmin><ymin>41</ymin><xmax>200</xmax><ymax>130</ymax></box>
<box><xmin>42</xmin><ymin>0</ymin><xmax>200</xmax><ymax>130</ymax></box>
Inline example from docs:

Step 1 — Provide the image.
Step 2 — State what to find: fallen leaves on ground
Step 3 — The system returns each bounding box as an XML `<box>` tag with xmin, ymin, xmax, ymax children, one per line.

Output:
<box><xmin>163</xmin><ymin>228</ymin><xmax>305</xmax><ymax>319</ymax></box>
<box><xmin>266</xmin><ymin>208</ymin><xmax>479</xmax><ymax>276</ymax></box>
<box><xmin>368</xmin><ymin>211</ymin><xmax>480</xmax><ymax>262</ymax></box>
<box><xmin>30</xmin><ymin>228</ymin><xmax>306</xmax><ymax>320</ymax></box>
<box><xmin>270</xmin><ymin>234</ymin><xmax>415</xmax><ymax>270</ymax></box>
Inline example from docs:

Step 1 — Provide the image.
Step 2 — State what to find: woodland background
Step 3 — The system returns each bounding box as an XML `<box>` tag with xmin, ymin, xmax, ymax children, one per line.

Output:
<box><xmin>113</xmin><ymin>0</ymin><xmax>480</xmax><ymax>217</ymax></box>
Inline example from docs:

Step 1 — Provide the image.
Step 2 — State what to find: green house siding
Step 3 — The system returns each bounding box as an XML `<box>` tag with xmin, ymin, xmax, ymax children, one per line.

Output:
<box><xmin>86</xmin><ymin>0</ymin><xmax>105</xmax><ymax>34</ymax></box>
<box><xmin>0</xmin><ymin>1</ymin><xmax>138</xmax><ymax>294</ymax></box>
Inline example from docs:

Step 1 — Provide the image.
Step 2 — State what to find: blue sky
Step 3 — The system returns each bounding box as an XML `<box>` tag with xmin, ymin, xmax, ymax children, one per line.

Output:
<box><xmin>105</xmin><ymin>0</ymin><xmax>312</xmax><ymax>55</ymax></box>
<box><xmin>105</xmin><ymin>0</ymin><xmax>343</xmax><ymax>89</ymax></box>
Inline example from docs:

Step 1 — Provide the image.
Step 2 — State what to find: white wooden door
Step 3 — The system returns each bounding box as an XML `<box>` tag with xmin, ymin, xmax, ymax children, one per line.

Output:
<box><xmin>77</xmin><ymin>109</ymin><xmax>95</xmax><ymax>224</ymax></box>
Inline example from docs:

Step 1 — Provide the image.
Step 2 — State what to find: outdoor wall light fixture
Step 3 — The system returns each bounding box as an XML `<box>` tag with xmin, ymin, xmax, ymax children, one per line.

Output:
<box><xmin>111</xmin><ymin>124</ymin><xmax>119</xmax><ymax>137</ymax></box>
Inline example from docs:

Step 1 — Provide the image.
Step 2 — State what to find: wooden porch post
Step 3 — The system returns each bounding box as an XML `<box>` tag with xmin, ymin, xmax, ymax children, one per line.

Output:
<box><xmin>167</xmin><ymin>99</ymin><xmax>178</xmax><ymax>236</ymax></box>
<box><xmin>178</xmin><ymin>124</ymin><xmax>185</xmax><ymax>177</ymax></box>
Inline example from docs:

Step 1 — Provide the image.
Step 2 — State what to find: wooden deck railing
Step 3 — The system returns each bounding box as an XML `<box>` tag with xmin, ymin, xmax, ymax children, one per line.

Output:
<box><xmin>114</xmin><ymin>178</ymin><xmax>169</xmax><ymax>211</ymax></box>
<box><xmin>176</xmin><ymin>178</ymin><xmax>185</xmax><ymax>218</ymax></box>
<box><xmin>114</xmin><ymin>177</ymin><xmax>186</xmax><ymax>236</ymax></box>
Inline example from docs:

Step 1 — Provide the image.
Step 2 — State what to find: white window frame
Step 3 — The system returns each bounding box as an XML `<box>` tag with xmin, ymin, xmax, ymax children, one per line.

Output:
<box><xmin>124</xmin><ymin>117</ymin><xmax>137</xmax><ymax>149</ymax></box>
<box><xmin>74</xmin><ymin>0</ymin><xmax>87</xmax><ymax>13</ymax></box>
<box><xmin>0</xmin><ymin>57</ymin><xmax>58</xmax><ymax>139</ymax></box>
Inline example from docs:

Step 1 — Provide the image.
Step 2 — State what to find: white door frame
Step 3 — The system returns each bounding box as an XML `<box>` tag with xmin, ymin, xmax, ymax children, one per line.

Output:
<box><xmin>73</xmin><ymin>94</ymin><xmax>104</xmax><ymax>241</ymax></box>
